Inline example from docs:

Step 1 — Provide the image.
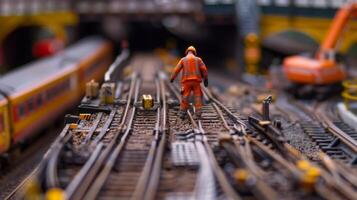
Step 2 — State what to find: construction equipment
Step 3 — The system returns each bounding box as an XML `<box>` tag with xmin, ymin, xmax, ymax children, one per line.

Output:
<box><xmin>283</xmin><ymin>3</ymin><xmax>357</xmax><ymax>97</ymax></box>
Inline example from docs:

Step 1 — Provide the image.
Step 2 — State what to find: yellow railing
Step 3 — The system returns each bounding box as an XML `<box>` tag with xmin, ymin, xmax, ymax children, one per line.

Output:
<box><xmin>0</xmin><ymin>11</ymin><xmax>78</xmax><ymax>42</ymax></box>
<box><xmin>342</xmin><ymin>79</ymin><xmax>357</xmax><ymax>109</ymax></box>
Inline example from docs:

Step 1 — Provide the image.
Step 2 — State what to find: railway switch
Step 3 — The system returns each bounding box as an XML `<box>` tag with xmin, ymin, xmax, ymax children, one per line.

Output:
<box><xmin>86</xmin><ymin>80</ymin><xmax>99</xmax><ymax>98</ymax></box>
<box><xmin>262</xmin><ymin>95</ymin><xmax>272</xmax><ymax>121</ymax></box>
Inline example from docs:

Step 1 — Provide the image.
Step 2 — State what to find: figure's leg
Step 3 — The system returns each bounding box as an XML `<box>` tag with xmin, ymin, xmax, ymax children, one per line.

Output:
<box><xmin>180</xmin><ymin>82</ymin><xmax>190</xmax><ymax>118</ymax></box>
<box><xmin>193</xmin><ymin>82</ymin><xmax>203</xmax><ymax>117</ymax></box>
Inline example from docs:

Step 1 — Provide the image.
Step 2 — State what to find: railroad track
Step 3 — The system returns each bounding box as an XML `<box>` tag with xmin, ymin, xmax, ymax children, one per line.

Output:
<box><xmin>9</xmin><ymin>54</ymin><xmax>357</xmax><ymax>200</ymax></box>
<box><xmin>83</xmin><ymin>78</ymin><xmax>161</xmax><ymax>199</ymax></box>
<box><xmin>205</xmin><ymin>88</ymin><xmax>357</xmax><ymax>200</ymax></box>
<box><xmin>276</xmin><ymin>97</ymin><xmax>357</xmax><ymax>165</ymax></box>
<box><xmin>66</xmin><ymin>73</ymin><xmax>140</xmax><ymax>200</ymax></box>
<box><xmin>1</xmin><ymin>126</ymin><xmax>59</xmax><ymax>200</ymax></box>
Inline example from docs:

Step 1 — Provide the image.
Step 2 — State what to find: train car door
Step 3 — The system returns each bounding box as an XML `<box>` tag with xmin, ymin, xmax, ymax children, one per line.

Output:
<box><xmin>0</xmin><ymin>96</ymin><xmax>11</xmax><ymax>154</ymax></box>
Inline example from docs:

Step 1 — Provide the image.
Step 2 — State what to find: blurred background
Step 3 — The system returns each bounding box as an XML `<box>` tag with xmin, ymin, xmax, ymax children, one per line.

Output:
<box><xmin>0</xmin><ymin>0</ymin><xmax>356</xmax><ymax>78</ymax></box>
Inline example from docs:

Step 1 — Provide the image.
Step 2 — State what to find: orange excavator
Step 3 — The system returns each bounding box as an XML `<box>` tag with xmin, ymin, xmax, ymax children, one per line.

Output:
<box><xmin>283</xmin><ymin>3</ymin><xmax>357</xmax><ymax>97</ymax></box>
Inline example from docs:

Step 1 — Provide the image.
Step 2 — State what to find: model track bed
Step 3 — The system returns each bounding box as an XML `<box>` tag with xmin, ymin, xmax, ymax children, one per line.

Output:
<box><xmin>9</xmin><ymin>54</ymin><xmax>357</xmax><ymax>200</ymax></box>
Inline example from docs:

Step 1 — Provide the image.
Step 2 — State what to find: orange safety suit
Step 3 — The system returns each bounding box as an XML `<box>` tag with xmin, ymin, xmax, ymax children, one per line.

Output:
<box><xmin>171</xmin><ymin>53</ymin><xmax>208</xmax><ymax>111</ymax></box>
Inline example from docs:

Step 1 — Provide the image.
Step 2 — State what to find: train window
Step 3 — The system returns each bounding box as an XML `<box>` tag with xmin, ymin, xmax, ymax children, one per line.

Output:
<box><xmin>0</xmin><ymin>114</ymin><xmax>3</xmax><ymax>133</ymax></box>
<box><xmin>43</xmin><ymin>79</ymin><xmax>71</xmax><ymax>102</ymax></box>
<box><xmin>37</xmin><ymin>95</ymin><xmax>43</xmax><ymax>106</ymax></box>
<box><xmin>18</xmin><ymin>104</ymin><xmax>26</xmax><ymax>118</ymax></box>
<box><xmin>28</xmin><ymin>98</ymin><xmax>35</xmax><ymax>112</ymax></box>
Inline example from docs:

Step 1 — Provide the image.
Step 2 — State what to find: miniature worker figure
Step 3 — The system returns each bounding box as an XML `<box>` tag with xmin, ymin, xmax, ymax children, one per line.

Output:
<box><xmin>170</xmin><ymin>46</ymin><xmax>208</xmax><ymax>118</ymax></box>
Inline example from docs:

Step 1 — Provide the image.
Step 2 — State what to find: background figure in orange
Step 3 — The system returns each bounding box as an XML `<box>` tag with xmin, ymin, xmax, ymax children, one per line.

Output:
<box><xmin>170</xmin><ymin>46</ymin><xmax>208</xmax><ymax>118</ymax></box>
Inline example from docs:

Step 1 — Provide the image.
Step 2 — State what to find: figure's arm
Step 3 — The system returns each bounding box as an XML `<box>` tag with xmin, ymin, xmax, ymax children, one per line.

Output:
<box><xmin>199</xmin><ymin>59</ymin><xmax>208</xmax><ymax>86</ymax></box>
<box><xmin>170</xmin><ymin>59</ymin><xmax>183</xmax><ymax>82</ymax></box>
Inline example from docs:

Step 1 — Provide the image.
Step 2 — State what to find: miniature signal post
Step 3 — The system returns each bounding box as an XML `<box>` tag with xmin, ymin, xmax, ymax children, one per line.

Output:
<box><xmin>170</xmin><ymin>46</ymin><xmax>208</xmax><ymax>118</ymax></box>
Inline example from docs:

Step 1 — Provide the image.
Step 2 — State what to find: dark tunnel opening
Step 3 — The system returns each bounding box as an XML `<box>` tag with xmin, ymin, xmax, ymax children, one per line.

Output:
<box><xmin>2</xmin><ymin>26</ymin><xmax>55</xmax><ymax>71</ymax></box>
<box><xmin>78</xmin><ymin>20</ymin><xmax>240</xmax><ymax>77</ymax></box>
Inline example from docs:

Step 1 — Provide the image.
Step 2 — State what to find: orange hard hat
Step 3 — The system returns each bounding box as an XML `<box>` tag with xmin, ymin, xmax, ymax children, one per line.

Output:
<box><xmin>185</xmin><ymin>46</ymin><xmax>197</xmax><ymax>55</ymax></box>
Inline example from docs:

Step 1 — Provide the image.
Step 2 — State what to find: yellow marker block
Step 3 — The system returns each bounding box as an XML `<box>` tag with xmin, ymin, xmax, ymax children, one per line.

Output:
<box><xmin>69</xmin><ymin>123</ymin><xmax>78</xmax><ymax>129</ymax></box>
<box><xmin>234</xmin><ymin>169</ymin><xmax>249</xmax><ymax>184</ymax></box>
<box><xmin>142</xmin><ymin>95</ymin><xmax>154</xmax><ymax>110</ymax></box>
<box><xmin>46</xmin><ymin>188</ymin><xmax>66</xmax><ymax>200</ymax></box>
<box><xmin>79</xmin><ymin>114</ymin><xmax>91</xmax><ymax>120</ymax></box>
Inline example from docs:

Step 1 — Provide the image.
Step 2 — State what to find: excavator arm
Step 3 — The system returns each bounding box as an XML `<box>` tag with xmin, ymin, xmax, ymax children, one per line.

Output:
<box><xmin>319</xmin><ymin>3</ymin><xmax>357</xmax><ymax>57</ymax></box>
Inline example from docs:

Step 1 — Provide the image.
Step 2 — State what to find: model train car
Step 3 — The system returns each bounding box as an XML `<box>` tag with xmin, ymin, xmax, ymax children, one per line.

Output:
<box><xmin>0</xmin><ymin>37</ymin><xmax>112</xmax><ymax>155</ymax></box>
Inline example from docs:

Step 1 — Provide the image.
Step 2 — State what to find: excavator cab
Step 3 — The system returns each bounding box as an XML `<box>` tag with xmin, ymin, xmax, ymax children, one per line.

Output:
<box><xmin>283</xmin><ymin>51</ymin><xmax>345</xmax><ymax>85</ymax></box>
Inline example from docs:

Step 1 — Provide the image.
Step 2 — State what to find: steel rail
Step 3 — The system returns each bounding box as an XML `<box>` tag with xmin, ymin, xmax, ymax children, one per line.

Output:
<box><xmin>105</xmin><ymin>49</ymin><xmax>129</xmax><ymax>82</ymax></box>
<box><xmin>203</xmin><ymin>90</ymin><xmax>322</xmax><ymax>199</ymax></box>
<box><xmin>143</xmin><ymin>75</ymin><xmax>171</xmax><ymax>200</ymax></box>
<box><xmin>196</xmin><ymin>119</ymin><xmax>242</xmax><ymax>200</ymax></box>
<box><xmin>221</xmin><ymin>142</ymin><xmax>278</xmax><ymax>200</ymax></box>
<box><xmin>186</xmin><ymin>109</ymin><xmax>242</xmax><ymax>199</ymax></box>
<box><xmin>82</xmin><ymin>112</ymin><xmax>104</xmax><ymax>145</ymax></box>
<box><xmin>45</xmin><ymin>133</ymin><xmax>72</xmax><ymax>188</ymax></box>
<box><xmin>319</xmin><ymin>153</ymin><xmax>357</xmax><ymax>199</ymax></box>
<box><xmin>257</xmin><ymin>97</ymin><xmax>357</xmax><ymax>199</ymax></box>
<box><xmin>300</xmin><ymin>100</ymin><xmax>357</xmax><ymax>149</ymax></box>
<box><xmin>66</xmin><ymin>73</ymin><xmax>139</xmax><ymax>200</ymax></box>
<box><xmin>202</xmin><ymin>89</ymin><xmax>278</xmax><ymax>200</ymax></box>
<box><xmin>64</xmin><ymin>143</ymin><xmax>104</xmax><ymax>198</ymax></box>
<box><xmin>296</xmin><ymin>101</ymin><xmax>357</xmax><ymax>152</ymax></box>
<box><xmin>82</xmin><ymin>78</ymin><xmax>142</xmax><ymax>200</ymax></box>
<box><xmin>131</xmin><ymin>77</ymin><xmax>162</xmax><ymax>199</ymax></box>
<box><xmin>91</xmin><ymin>109</ymin><xmax>117</xmax><ymax>144</ymax></box>
<box><xmin>166</xmin><ymin>79</ymin><xmax>241</xmax><ymax>199</ymax></box>
<box><xmin>203</xmin><ymin>87</ymin><xmax>247</xmax><ymax>129</ymax></box>
<box><xmin>6</xmin><ymin>125</ymin><xmax>71</xmax><ymax>199</ymax></box>
<box><xmin>202</xmin><ymin>88</ymin><xmax>268</xmax><ymax>178</ymax></box>
<box><xmin>204</xmin><ymin>88</ymin><xmax>346</xmax><ymax>199</ymax></box>
<box><xmin>92</xmin><ymin>72</ymin><xmax>138</xmax><ymax>146</ymax></box>
<box><xmin>317</xmin><ymin>110</ymin><xmax>357</xmax><ymax>152</ymax></box>
<box><xmin>249</xmin><ymin>134</ymin><xmax>355</xmax><ymax>199</ymax></box>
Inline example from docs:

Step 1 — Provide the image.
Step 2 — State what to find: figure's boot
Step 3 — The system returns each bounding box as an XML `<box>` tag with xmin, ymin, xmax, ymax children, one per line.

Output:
<box><xmin>179</xmin><ymin>110</ymin><xmax>187</xmax><ymax>119</ymax></box>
